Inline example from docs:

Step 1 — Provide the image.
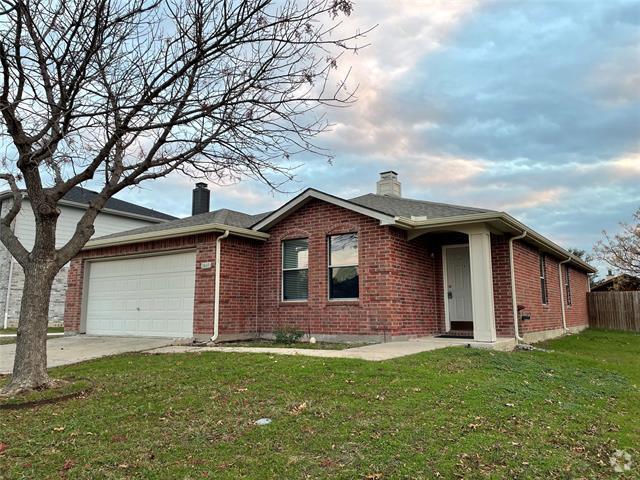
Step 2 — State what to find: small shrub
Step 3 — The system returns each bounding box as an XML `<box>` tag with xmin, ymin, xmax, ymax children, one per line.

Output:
<box><xmin>274</xmin><ymin>327</ymin><xmax>304</xmax><ymax>344</ymax></box>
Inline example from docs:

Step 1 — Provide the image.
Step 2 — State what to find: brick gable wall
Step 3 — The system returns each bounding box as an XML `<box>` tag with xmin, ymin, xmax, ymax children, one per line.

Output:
<box><xmin>255</xmin><ymin>199</ymin><xmax>405</xmax><ymax>337</ymax></box>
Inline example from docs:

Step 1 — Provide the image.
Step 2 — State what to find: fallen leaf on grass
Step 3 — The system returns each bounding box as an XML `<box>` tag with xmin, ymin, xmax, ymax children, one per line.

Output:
<box><xmin>62</xmin><ymin>459</ymin><xmax>75</xmax><ymax>471</ymax></box>
<box><xmin>364</xmin><ymin>473</ymin><xmax>383</xmax><ymax>480</ymax></box>
<box><xmin>0</xmin><ymin>442</ymin><xmax>7</xmax><ymax>454</ymax></box>
<box><xmin>289</xmin><ymin>401</ymin><xmax>308</xmax><ymax>415</ymax></box>
<box><xmin>320</xmin><ymin>458</ymin><xmax>337</xmax><ymax>468</ymax></box>
<box><xmin>53</xmin><ymin>427</ymin><xmax>65</xmax><ymax>432</ymax></box>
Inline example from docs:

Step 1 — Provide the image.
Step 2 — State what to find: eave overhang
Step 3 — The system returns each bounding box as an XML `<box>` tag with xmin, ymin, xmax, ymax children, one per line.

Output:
<box><xmin>82</xmin><ymin>222</ymin><xmax>269</xmax><ymax>251</ymax></box>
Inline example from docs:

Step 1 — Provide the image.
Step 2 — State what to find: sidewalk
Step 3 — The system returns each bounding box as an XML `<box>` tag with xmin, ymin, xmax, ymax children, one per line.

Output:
<box><xmin>146</xmin><ymin>336</ymin><xmax>516</xmax><ymax>361</ymax></box>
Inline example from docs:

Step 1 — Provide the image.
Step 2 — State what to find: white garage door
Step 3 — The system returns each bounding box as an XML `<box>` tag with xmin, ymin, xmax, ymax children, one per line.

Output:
<box><xmin>85</xmin><ymin>251</ymin><xmax>196</xmax><ymax>337</ymax></box>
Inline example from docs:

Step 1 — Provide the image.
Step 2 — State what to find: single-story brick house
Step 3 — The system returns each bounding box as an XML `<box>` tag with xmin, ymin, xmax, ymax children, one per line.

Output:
<box><xmin>64</xmin><ymin>172</ymin><xmax>595</xmax><ymax>345</ymax></box>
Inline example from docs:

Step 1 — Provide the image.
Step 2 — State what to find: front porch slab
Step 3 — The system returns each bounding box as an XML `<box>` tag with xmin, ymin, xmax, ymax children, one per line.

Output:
<box><xmin>146</xmin><ymin>336</ymin><xmax>516</xmax><ymax>361</ymax></box>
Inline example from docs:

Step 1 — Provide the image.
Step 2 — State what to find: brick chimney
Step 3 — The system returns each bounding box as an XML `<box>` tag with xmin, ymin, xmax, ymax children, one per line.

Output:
<box><xmin>376</xmin><ymin>171</ymin><xmax>401</xmax><ymax>197</ymax></box>
<box><xmin>192</xmin><ymin>182</ymin><xmax>210</xmax><ymax>215</ymax></box>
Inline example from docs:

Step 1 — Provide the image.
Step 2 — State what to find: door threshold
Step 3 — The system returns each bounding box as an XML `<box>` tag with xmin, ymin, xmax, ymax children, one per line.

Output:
<box><xmin>436</xmin><ymin>333</ymin><xmax>474</xmax><ymax>339</ymax></box>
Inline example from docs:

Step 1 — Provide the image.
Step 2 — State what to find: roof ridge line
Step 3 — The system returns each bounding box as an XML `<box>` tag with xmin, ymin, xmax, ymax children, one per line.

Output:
<box><xmin>352</xmin><ymin>193</ymin><xmax>493</xmax><ymax>214</ymax></box>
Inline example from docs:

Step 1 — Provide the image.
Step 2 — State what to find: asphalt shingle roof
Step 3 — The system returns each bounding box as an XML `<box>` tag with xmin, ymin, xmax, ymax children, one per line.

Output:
<box><xmin>96</xmin><ymin>208</ymin><xmax>271</xmax><ymax>240</ymax></box>
<box><xmin>348</xmin><ymin>193</ymin><xmax>493</xmax><ymax>219</ymax></box>
<box><xmin>92</xmin><ymin>190</ymin><xmax>493</xmax><ymax>241</ymax></box>
<box><xmin>63</xmin><ymin>187</ymin><xmax>176</xmax><ymax>221</ymax></box>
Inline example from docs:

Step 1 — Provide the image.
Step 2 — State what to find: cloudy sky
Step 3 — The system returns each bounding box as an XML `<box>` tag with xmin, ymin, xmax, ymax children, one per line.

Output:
<box><xmin>119</xmin><ymin>0</ymin><xmax>640</xmax><ymax>264</ymax></box>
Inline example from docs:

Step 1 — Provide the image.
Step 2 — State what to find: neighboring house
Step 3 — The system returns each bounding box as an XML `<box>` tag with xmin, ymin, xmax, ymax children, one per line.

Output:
<box><xmin>591</xmin><ymin>272</ymin><xmax>640</xmax><ymax>292</ymax></box>
<box><xmin>0</xmin><ymin>187</ymin><xmax>176</xmax><ymax>327</ymax></box>
<box><xmin>64</xmin><ymin>172</ymin><xmax>595</xmax><ymax>345</ymax></box>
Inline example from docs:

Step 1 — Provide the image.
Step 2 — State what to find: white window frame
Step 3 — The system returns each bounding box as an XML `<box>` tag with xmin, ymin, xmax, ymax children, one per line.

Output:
<box><xmin>281</xmin><ymin>238</ymin><xmax>309</xmax><ymax>302</ymax></box>
<box><xmin>327</xmin><ymin>233</ymin><xmax>359</xmax><ymax>301</ymax></box>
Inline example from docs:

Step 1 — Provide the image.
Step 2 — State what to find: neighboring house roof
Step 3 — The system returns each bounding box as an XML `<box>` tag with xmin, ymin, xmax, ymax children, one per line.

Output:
<box><xmin>0</xmin><ymin>186</ymin><xmax>176</xmax><ymax>223</ymax></box>
<box><xmin>592</xmin><ymin>274</ymin><xmax>640</xmax><ymax>292</ymax></box>
<box><xmin>62</xmin><ymin>187</ymin><xmax>176</xmax><ymax>222</ymax></box>
<box><xmin>82</xmin><ymin>186</ymin><xmax>596</xmax><ymax>274</ymax></box>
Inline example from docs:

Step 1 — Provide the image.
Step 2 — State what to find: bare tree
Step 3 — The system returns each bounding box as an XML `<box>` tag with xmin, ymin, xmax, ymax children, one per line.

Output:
<box><xmin>0</xmin><ymin>0</ymin><xmax>369</xmax><ymax>394</ymax></box>
<box><xmin>594</xmin><ymin>207</ymin><xmax>640</xmax><ymax>277</ymax></box>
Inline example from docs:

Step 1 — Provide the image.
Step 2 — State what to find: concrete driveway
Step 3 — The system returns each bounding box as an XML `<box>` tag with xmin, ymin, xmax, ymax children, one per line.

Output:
<box><xmin>0</xmin><ymin>335</ymin><xmax>174</xmax><ymax>374</ymax></box>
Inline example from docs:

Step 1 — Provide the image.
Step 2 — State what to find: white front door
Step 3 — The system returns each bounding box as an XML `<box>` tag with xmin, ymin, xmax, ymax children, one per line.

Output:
<box><xmin>85</xmin><ymin>251</ymin><xmax>196</xmax><ymax>338</ymax></box>
<box><xmin>445</xmin><ymin>246</ymin><xmax>473</xmax><ymax>327</ymax></box>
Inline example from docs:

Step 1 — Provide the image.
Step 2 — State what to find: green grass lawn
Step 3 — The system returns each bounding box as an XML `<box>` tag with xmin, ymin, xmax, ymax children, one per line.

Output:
<box><xmin>0</xmin><ymin>329</ymin><xmax>638</xmax><ymax>479</ymax></box>
<box><xmin>0</xmin><ymin>327</ymin><xmax>64</xmax><ymax>345</ymax></box>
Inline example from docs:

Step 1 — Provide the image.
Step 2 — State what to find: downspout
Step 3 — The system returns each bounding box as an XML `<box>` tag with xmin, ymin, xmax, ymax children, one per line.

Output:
<box><xmin>509</xmin><ymin>231</ymin><xmax>527</xmax><ymax>342</ymax></box>
<box><xmin>558</xmin><ymin>258</ymin><xmax>571</xmax><ymax>332</ymax></box>
<box><xmin>210</xmin><ymin>230</ymin><xmax>230</xmax><ymax>342</ymax></box>
<box><xmin>3</xmin><ymin>257</ymin><xmax>14</xmax><ymax>329</ymax></box>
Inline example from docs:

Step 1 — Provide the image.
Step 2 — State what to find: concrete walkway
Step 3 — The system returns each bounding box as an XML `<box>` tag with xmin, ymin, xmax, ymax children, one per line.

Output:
<box><xmin>0</xmin><ymin>336</ymin><xmax>174</xmax><ymax>374</ymax></box>
<box><xmin>147</xmin><ymin>336</ymin><xmax>516</xmax><ymax>361</ymax></box>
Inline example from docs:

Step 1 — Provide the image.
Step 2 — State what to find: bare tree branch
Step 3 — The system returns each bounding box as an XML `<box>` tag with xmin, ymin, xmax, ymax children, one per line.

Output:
<box><xmin>594</xmin><ymin>207</ymin><xmax>640</xmax><ymax>276</ymax></box>
<box><xmin>0</xmin><ymin>172</ymin><xmax>28</xmax><ymax>265</ymax></box>
<box><xmin>0</xmin><ymin>0</ymin><xmax>369</xmax><ymax>391</ymax></box>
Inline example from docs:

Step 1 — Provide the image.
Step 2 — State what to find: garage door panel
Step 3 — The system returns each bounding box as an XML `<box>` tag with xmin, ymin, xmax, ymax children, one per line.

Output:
<box><xmin>85</xmin><ymin>251</ymin><xmax>196</xmax><ymax>338</ymax></box>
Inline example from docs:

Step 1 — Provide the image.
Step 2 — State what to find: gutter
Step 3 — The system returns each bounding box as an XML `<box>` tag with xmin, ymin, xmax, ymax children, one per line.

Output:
<box><xmin>83</xmin><ymin>222</ymin><xmax>269</xmax><ymax>250</ymax></box>
<box><xmin>509</xmin><ymin>231</ymin><xmax>527</xmax><ymax>342</ymax></box>
<box><xmin>211</xmin><ymin>230</ymin><xmax>230</xmax><ymax>342</ymax></box>
<box><xmin>558</xmin><ymin>258</ymin><xmax>571</xmax><ymax>332</ymax></box>
<box><xmin>396</xmin><ymin>211</ymin><xmax>596</xmax><ymax>274</ymax></box>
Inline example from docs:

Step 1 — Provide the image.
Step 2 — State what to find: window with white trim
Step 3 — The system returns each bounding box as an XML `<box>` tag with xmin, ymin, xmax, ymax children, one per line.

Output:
<box><xmin>539</xmin><ymin>253</ymin><xmax>548</xmax><ymax>304</ymax></box>
<box><xmin>328</xmin><ymin>233</ymin><xmax>359</xmax><ymax>300</ymax></box>
<box><xmin>282</xmin><ymin>239</ymin><xmax>308</xmax><ymax>301</ymax></box>
<box><xmin>565</xmin><ymin>265</ymin><xmax>572</xmax><ymax>306</ymax></box>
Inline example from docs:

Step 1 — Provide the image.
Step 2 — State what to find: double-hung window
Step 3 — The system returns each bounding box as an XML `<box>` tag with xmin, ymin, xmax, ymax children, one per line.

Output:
<box><xmin>328</xmin><ymin>233</ymin><xmax>359</xmax><ymax>300</ymax></box>
<box><xmin>282</xmin><ymin>239</ymin><xmax>308</xmax><ymax>301</ymax></box>
<box><xmin>539</xmin><ymin>253</ymin><xmax>548</xmax><ymax>304</ymax></box>
<box><xmin>565</xmin><ymin>265</ymin><xmax>572</xmax><ymax>306</ymax></box>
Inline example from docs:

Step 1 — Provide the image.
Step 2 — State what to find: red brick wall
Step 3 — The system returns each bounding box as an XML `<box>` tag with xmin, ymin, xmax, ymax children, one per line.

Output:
<box><xmin>512</xmin><ymin>241</ymin><xmax>589</xmax><ymax>334</ymax></box>
<box><xmin>491</xmin><ymin>234</ymin><xmax>515</xmax><ymax>337</ymax></box>
<box><xmin>564</xmin><ymin>265</ymin><xmax>590</xmax><ymax>328</ymax></box>
<box><xmin>380</xmin><ymin>231</ymin><xmax>433</xmax><ymax>335</ymax></box>
<box><xmin>218</xmin><ymin>236</ymin><xmax>258</xmax><ymax>334</ymax></box>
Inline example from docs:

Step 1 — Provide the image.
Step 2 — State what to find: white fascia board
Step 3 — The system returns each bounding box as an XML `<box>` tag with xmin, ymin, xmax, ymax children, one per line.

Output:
<box><xmin>251</xmin><ymin>189</ymin><xmax>398</xmax><ymax>231</ymax></box>
<box><xmin>83</xmin><ymin>222</ymin><xmax>269</xmax><ymax>250</ymax></box>
<box><xmin>399</xmin><ymin>212</ymin><xmax>596</xmax><ymax>273</ymax></box>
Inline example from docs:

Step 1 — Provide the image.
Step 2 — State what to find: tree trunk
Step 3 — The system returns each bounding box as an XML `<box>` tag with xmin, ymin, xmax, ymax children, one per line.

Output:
<box><xmin>2</xmin><ymin>261</ymin><xmax>57</xmax><ymax>395</ymax></box>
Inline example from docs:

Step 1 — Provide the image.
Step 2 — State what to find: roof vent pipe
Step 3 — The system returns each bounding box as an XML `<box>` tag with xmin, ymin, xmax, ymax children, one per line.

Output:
<box><xmin>376</xmin><ymin>171</ymin><xmax>401</xmax><ymax>197</ymax></box>
<box><xmin>192</xmin><ymin>182</ymin><xmax>210</xmax><ymax>216</ymax></box>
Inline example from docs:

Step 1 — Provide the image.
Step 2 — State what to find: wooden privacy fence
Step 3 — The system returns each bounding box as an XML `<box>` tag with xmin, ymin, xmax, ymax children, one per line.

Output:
<box><xmin>588</xmin><ymin>291</ymin><xmax>640</xmax><ymax>332</ymax></box>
